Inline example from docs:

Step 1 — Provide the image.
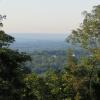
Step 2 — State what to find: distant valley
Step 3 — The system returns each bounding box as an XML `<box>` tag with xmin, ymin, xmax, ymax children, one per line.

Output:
<box><xmin>9</xmin><ymin>33</ymin><xmax>71</xmax><ymax>52</ymax></box>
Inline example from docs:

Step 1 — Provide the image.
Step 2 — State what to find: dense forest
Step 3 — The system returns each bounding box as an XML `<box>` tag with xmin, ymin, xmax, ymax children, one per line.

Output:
<box><xmin>0</xmin><ymin>5</ymin><xmax>100</xmax><ymax>100</ymax></box>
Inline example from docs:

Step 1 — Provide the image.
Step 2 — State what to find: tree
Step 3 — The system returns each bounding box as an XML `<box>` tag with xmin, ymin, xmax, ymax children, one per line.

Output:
<box><xmin>67</xmin><ymin>5</ymin><xmax>100</xmax><ymax>50</ymax></box>
<box><xmin>0</xmin><ymin>15</ymin><xmax>31</xmax><ymax>100</ymax></box>
<box><xmin>67</xmin><ymin>5</ymin><xmax>100</xmax><ymax>100</ymax></box>
<box><xmin>0</xmin><ymin>15</ymin><xmax>14</xmax><ymax>48</ymax></box>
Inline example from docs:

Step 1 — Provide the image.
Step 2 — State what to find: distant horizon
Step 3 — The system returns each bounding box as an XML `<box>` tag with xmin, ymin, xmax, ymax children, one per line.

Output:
<box><xmin>9</xmin><ymin>32</ymin><xmax>68</xmax><ymax>42</ymax></box>
<box><xmin>8</xmin><ymin>32</ymin><xmax>68</xmax><ymax>37</ymax></box>
<box><xmin>9</xmin><ymin>32</ymin><xmax>69</xmax><ymax>51</ymax></box>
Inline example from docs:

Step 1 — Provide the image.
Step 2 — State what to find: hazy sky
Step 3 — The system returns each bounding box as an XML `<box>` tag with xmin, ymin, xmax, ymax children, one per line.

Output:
<box><xmin>0</xmin><ymin>0</ymin><xmax>100</xmax><ymax>34</ymax></box>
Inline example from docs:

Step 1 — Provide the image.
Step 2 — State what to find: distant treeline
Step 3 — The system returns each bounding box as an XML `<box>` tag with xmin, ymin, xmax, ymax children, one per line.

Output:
<box><xmin>25</xmin><ymin>49</ymin><xmax>90</xmax><ymax>74</ymax></box>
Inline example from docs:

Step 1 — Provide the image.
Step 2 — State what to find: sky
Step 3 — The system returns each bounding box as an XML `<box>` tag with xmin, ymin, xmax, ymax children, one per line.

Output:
<box><xmin>0</xmin><ymin>0</ymin><xmax>100</xmax><ymax>34</ymax></box>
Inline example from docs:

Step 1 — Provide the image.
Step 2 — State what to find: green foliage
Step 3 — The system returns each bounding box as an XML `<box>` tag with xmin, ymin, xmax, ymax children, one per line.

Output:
<box><xmin>0</xmin><ymin>30</ymin><xmax>15</xmax><ymax>47</ymax></box>
<box><xmin>66</xmin><ymin>5</ymin><xmax>100</xmax><ymax>100</ymax></box>
<box><xmin>0</xmin><ymin>16</ymin><xmax>31</xmax><ymax>100</ymax></box>
<box><xmin>67</xmin><ymin>5</ymin><xmax>100</xmax><ymax>49</ymax></box>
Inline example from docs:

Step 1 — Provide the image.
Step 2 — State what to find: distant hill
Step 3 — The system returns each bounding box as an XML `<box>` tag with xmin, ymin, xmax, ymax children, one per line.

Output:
<box><xmin>9</xmin><ymin>33</ymin><xmax>72</xmax><ymax>52</ymax></box>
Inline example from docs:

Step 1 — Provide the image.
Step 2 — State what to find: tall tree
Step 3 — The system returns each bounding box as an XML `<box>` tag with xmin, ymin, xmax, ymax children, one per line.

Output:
<box><xmin>67</xmin><ymin>5</ymin><xmax>100</xmax><ymax>100</ymax></box>
<box><xmin>0</xmin><ymin>15</ymin><xmax>31</xmax><ymax>100</ymax></box>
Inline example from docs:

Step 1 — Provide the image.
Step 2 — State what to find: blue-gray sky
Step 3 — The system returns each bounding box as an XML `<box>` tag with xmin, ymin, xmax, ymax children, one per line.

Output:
<box><xmin>0</xmin><ymin>0</ymin><xmax>100</xmax><ymax>34</ymax></box>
